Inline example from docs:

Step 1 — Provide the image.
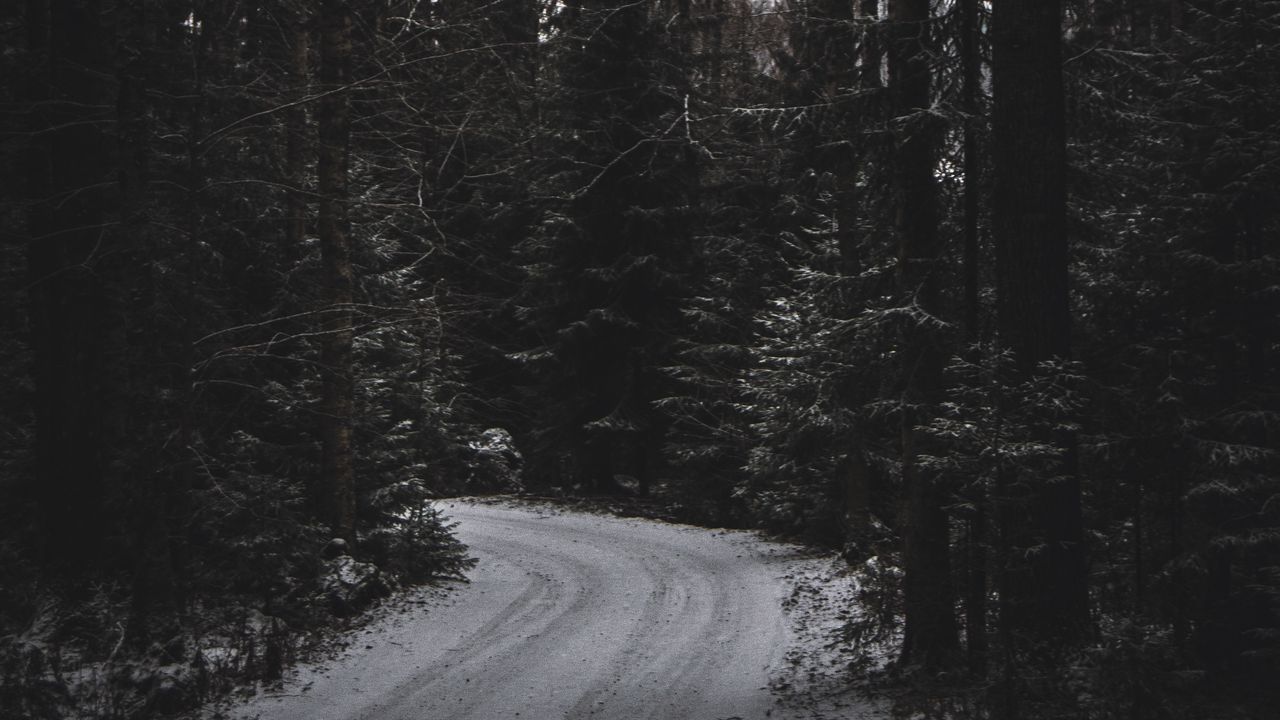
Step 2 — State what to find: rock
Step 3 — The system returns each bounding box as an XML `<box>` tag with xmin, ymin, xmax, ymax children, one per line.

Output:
<box><xmin>318</xmin><ymin>556</ymin><xmax>395</xmax><ymax>617</ymax></box>
<box><xmin>322</xmin><ymin>537</ymin><xmax>350</xmax><ymax>559</ymax></box>
<box><xmin>612</xmin><ymin>474</ymin><xmax>640</xmax><ymax>496</ymax></box>
<box><xmin>143</xmin><ymin>674</ymin><xmax>190</xmax><ymax>716</ymax></box>
<box><xmin>123</xmin><ymin>662</ymin><xmax>204</xmax><ymax>719</ymax></box>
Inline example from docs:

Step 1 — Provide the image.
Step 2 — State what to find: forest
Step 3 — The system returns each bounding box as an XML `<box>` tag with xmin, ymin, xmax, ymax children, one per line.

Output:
<box><xmin>0</xmin><ymin>0</ymin><xmax>1277</xmax><ymax>718</ymax></box>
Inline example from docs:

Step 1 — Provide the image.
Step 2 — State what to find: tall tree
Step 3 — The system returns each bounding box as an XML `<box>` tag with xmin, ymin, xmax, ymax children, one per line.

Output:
<box><xmin>284</xmin><ymin>7</ymin><xmax>310</xmax><ymax>256</ymax></box>
<box><xmin>991</xmin><ymin>0</ymin><xmax>1089</xmax><ymax>647</ymax></box>
<box><xmin>890</xmin><ymin>0</ymin><xmax>959</xmax><ymax>668</ymax></box>
<box><xmin>25</xmin><ymin>0</ymin><xmax>113</xmax><ymax>575</ymax></box>
<box><xmin>113</xmin><ymin>0</ymin><xmax>186</xmax><ymax>638</ymax></box>
<box><xmin>958</xmin><ymin>0</ymin><xmax>989</xmax><ymax>676</ymax></box>
<box><xmin>317</xmin><ymin>0</ymin><xmax>357</xmax><ymax>542</ymax></box>
<box><xmin>514</xmin><ymin>0</ymin><xmax>695</xmax><ymax>496</ymax></box>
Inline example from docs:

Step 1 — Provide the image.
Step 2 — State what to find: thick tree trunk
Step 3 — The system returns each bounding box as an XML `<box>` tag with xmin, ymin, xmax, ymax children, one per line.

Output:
<box><xmin>26</xmin><ymin>0</ymin><xmax>112</xmax><ymax>576</ymax></box>
<box><xmin>109</xmin><ymin>0</ymin><xmax>185</xmax><ymax>640</ymax></box>
<box><xmin>318</xmin><ymin>0</ymin><xmax>357</xmax><ymax>543</ymax></box>
<box><xmin>707</xmin><ymin>0</ymin><xmax>726</xmax><ymax>99</ymax></box>
<box><xmin>859</xmin><ymin>0</ymin><xmax>882</xmax><ymax>89</ymax></box>
<box><xmin>959</xmin><ymin>0</ymin><xmax>988</xmax><ymax>676</ymax></box>
<box><xmin>961</xmin><ymin>0</ymin><xmax>981</xmax><ymax>345</ymax></box>
<box><xmin>991</xmin><ymin>0</ymin><xmax>1090</xmax><ymax>646</ymax></box>
<box><xmin>890</xmin><ymin>0</ymin><xmax>959</xmax><ymax>670</ymax></box>
<box><xmin>285</xmin><ymin>11</ymin><xmax>310</xmax><ymax>255</ymax></box>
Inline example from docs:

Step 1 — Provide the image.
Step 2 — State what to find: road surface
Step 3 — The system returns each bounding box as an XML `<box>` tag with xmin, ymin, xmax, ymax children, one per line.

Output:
<box><xmin>233</xmin><ymin>500</ymin><xmax>804</xmax><ymax>720</ymax></box>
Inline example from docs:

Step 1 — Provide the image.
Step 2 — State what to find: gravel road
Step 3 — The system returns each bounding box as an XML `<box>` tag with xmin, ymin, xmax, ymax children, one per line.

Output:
<box><xmin>232</xmin><ymin>500</ymin><xmax>805</xmax><ymax>720</ymax></box>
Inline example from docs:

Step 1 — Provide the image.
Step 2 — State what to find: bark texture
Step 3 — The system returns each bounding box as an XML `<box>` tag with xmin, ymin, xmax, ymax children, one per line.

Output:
<box><xmin>318</xmin><ymin>0</ymin><xmax>357</xmax><ymax>543</ymax></box>
<box><xmin>26</xmin><ymin>0</ymin><xmax>111</xmax><ymax>575</ymax></box>
<box><xmin>959</xmin><ymin>0</ymin><xmax>988</xmax><ymax>675</ymax></box>
<box><xmin>890</xmin><ymin>0</ymin><xmax>959</xmax><ymax>669</ymax></box>
<box><xmin>285</xmin><ymin>10</ymin><xmax>310</xmax><ymax>255</ymax></box>
<box><xmin>991</xmin><ymin>0</ymin><xmax>1089</xmax><ymax>646</ymax></box>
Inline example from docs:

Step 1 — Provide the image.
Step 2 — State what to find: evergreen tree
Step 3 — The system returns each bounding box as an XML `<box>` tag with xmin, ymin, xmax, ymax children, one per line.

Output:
<box><xmin>317</xmin><ymin>0</ymin><xmax>357</xmax><ymax>543</ymax></box>
<box><xmin>3</xmin><ymin>0</ymin><xmax>1279</xmax><ymax>716</ymax></box>
<box><xmin>887</xmin><ymin>0</ymin><xmax>961</xmax><ymax>670</ymax></box>
<box><xmin>991</xmin><ymin>0</ymin><xmax>1090</xmax><ymax>657</ymax></box>
<box><xmin>514</xmin><ymin>0</ymin><xmax>696</xmax><ymax>495</ymax></box>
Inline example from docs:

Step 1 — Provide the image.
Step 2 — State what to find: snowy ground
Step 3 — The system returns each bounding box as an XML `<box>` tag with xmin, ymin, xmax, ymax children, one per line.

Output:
<box><xmin>224</xmin><ymin>500</ymin><xmax>887</xmax><ymax>720</ymax></box>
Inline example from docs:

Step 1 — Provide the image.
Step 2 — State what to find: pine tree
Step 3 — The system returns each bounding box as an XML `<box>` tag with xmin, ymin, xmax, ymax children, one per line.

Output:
<box><xmin>317</xmin><ymin>0</ymin><xmax>357</xmax><ymax>543</ymax></box>
<box><xmin>25</xmin><ymin>0</ymin><xmax>116</xmax><ymax>576</ymax></box>
<box><xmin>514</xmin><ymin>0</ymin><xmax>696</xmax><ymax>495</ymax></box>
<box><xmin>991</xmin><ymin>0</ymin><xmax>1090</xmax><ymax>658</ymax></box>
<box><xmin>889</xmin><ymin>0</ymin><xmax>960</xmax><ymax>669</ymax></box>
<box><xmin>1065</xmin><ymin>1</ymin><xmax>1280</xmax><ymax>710</ymax></box>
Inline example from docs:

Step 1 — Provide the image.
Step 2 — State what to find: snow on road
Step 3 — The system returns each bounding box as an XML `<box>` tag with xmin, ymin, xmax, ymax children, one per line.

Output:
<box><xmin>231</xmin><ymin>500</ymin><xmax>874</xmax><ymax>720</ymax></box>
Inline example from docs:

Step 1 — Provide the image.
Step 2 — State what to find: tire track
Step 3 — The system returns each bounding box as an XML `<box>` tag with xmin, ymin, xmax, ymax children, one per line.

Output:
<box><xmin>233</xmin><ymin>502</ymin><xmax>794</xmax><ymax>720</ymax></box>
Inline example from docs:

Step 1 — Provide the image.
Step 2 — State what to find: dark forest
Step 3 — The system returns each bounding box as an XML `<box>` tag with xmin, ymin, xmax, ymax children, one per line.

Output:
<box><xmin>1</xmin><ymin>1</ymin><xmax>1277</xmax><ymax>718</ymax></box>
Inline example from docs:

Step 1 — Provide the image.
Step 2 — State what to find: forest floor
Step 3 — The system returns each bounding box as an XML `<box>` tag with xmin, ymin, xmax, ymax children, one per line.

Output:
<box><xmin>213</xmin><ymin>498</ymin><xmax>890</xmax><ymax>720</ymax></box>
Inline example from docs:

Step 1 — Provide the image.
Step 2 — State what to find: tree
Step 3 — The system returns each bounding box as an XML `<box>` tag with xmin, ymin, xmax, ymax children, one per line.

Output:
<box><xmin>25</xmin><ymin>0</ymin><xmax>114</xmax><ymax>576</ymax></box>
<box><xmin>991</xmin><ymin>0</ymin><xmax>1089</xmax><ymax>651</ymax></box>
<box><xmin>284</xmin><ymin>6</ymin><xmax>310</xmax><ymax>256</ymax></box>
<box><xmin>514</xmin><ymin>0</ymin><xmax>696</xmax><ymax>496</ymax></box>
<box><xmin>317</xmin><ymin>0</ymin><xmax>357</xmax><ymax>542</ymax></box>
<box><xmin>890</xmin><ymin>0</ymin><xmax>960</xmax><ymax>669</ymax></box>
<box><xmin>957</xmin><ymin>0</ymin><xmax>989</xmax><ymax>675</ymax></box>
<box><xmin>1064</xmin><ymin>1</ymin><xmax>1280</xmax><ymax>711</ymax></box>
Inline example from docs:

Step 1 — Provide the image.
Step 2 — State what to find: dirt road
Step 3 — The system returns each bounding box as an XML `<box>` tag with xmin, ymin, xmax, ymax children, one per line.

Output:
<box><xmin>233</xmin><ymin>501</ymin><xmax>808</xmax><ymax>720</ymax></box>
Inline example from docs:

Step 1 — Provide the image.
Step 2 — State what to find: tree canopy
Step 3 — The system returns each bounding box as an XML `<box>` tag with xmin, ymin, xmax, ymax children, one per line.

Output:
<box><xmin>1</xmin><ymin>1</ymin><xmax>1277</xmax><ymax>718</ymax></box>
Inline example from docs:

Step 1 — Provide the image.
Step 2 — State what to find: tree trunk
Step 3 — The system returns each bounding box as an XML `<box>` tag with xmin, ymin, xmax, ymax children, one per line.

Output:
<box><xmin>961</xmin><ymin>0</ymin><xmax>982</xmax><ymax>345</ymax></box>
<box><xmin>859</xmin><ymin>0</ymin><xmax>882</xmax><ymax>89</ymax></box>
<box><xmin>843</xmin><ymin>435</ymin><xmax>872</xmax><ymax>535</ymax></box>
<box><xmin>318</xmin><ymin>0</ymin><xmax>357</xmax><ymax>544</ymax></box>
<box><xmin>26</xmin><ymin>0</ymin><xmax>112</xmax><ymax>576</ymax></box>
<box><xmin>285</xmin><ymin>10</ymin><xmax>310</xmax><ymax>256</ymax></box>
<box><xmin>890</xmin><ymin>0</ymin><xmax>959</xmax><ymax>670</ymax></box>
<box><xmin>108</xmin><ymin>0</ymin><xmax>184</xmax><ymax>641</ymax></box>
<box><xmin>991</xmin><ymin>0</ymin><xmax>1090</xmax><ymax>646</ymax></box>
<box><xmin>960</xmin><ymin>0</ymin><xmax>988</xmax><ymax>677</ymax></box>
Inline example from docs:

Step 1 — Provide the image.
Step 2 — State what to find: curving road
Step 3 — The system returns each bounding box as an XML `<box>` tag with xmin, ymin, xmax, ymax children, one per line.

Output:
<box><xmin>234</xmin><ymin>501</ymin><xmax>799</xmax><ymax>720</ymax></box>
